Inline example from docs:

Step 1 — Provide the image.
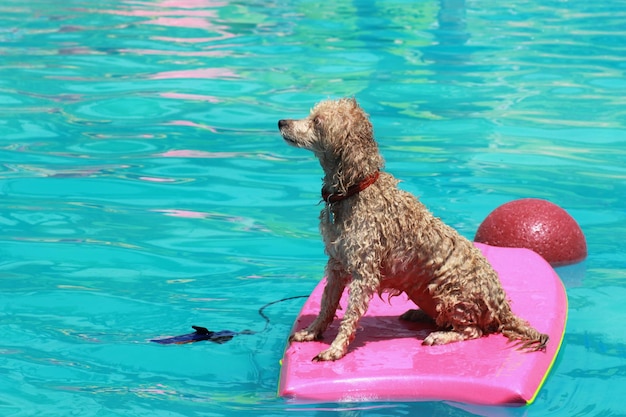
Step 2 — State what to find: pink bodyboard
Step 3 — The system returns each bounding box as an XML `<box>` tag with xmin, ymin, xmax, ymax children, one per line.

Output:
<box><xmin>279</xmin><ymin>243</ymin><xmax>567</xmax><ymax>405</ymax></box>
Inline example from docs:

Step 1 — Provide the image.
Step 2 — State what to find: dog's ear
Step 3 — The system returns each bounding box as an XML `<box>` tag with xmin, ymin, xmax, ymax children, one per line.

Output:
<box><xmin>313</xmin><ymin>114</ymin><xmax>324</xmax><ymax>128</ymax></box>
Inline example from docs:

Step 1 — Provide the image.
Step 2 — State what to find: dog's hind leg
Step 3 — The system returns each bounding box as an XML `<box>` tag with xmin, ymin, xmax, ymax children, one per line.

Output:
<box><xmin>290</xmin><ymin>259</ymin><xmax>348</xmax><ymax>343</ymax></box>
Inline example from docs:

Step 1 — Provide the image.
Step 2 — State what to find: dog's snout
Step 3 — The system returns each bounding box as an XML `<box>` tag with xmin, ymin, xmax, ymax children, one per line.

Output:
<box><xmin>278</xmin><ymin>119</ymin><xmax>289</xmax><ymax>130</ymax></box>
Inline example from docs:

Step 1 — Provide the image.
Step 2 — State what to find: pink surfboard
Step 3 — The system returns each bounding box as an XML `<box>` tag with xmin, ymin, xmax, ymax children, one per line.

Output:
<box><xmin>279</xmin><ymin>243</ymin><xmax>567</xmax><ymax>405</ymax></box>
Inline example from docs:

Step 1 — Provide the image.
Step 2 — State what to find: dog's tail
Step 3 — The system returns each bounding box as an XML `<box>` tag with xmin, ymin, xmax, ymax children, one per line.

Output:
<box><xmin>502</xmin><ymin>316</ymin><xmax>549</xmax><ymax>352</ymax></box>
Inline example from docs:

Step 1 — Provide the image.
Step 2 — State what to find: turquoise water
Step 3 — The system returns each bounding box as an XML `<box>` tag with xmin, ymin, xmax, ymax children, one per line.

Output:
<box><xmin>1</xmin><ymin>0</ymin><xmax>625</xmax><ymax>415</ymax></box>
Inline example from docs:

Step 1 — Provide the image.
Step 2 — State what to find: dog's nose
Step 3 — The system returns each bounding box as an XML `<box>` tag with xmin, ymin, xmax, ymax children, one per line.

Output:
<box><xmin>278</xmin><ymin>119</ymin><xmax>289</xmax><ymax>130</ymax></box>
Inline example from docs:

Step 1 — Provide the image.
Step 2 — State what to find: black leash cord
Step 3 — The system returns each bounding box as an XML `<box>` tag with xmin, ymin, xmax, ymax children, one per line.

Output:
<box><xmin>257</xmin><ymin>295</ymin><xmax>308</xmax><ymax>333</ymax></box>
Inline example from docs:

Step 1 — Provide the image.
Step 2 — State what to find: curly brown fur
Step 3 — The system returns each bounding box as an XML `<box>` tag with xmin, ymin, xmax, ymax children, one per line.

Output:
<box><xmin>278</xmin><ymin>98</ymin><xmax>548</xmax><ymax>361</ymax></box>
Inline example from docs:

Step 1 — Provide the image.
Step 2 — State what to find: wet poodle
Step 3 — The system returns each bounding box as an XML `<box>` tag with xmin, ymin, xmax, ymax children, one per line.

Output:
<box><xmin>278</xmin><ymin>98</ymin><xmax>548</xmax><ymax>361</ymax></box>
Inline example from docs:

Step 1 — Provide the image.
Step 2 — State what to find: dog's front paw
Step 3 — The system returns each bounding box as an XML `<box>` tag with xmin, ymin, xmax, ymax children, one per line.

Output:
<box><xmin>289</xmin><ymin>328</ymin><xmax>322</xmax><ymax>343</ymax></box>
<box><xmin>312</xmin><ymin>345</ymin><xmax>346</xmax><ymax>362</ymax></box>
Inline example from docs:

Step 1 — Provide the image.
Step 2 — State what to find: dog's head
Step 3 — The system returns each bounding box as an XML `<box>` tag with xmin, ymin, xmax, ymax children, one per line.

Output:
<box><xmin>278</xmin><ymin>97</ymin><xmax>375</xmax><ymax>155</ymax></box>
<box><xmin>278</xmin><ymin>98</ymin><xmax>383</xmax><ymax>187</ymax></box>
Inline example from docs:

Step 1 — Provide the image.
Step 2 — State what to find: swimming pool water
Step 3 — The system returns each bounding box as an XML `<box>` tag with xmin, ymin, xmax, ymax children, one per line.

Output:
<box><xmin>1</xmin><ymin>0</ymin><xmax>625</xmax><ymax>416</ymax></box>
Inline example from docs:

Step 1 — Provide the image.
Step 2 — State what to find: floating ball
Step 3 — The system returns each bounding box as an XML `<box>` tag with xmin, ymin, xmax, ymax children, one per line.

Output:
<box><xmin>475</xmin><ymin>198</ymin><xmax>587</xmax><ymax>266</ymax></box>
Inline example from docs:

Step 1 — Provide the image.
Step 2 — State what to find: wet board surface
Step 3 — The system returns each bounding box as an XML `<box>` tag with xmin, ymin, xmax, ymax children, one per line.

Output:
<box><xmin>278</xmin><ymin>243</ymin><xmax>567</xmax><ymax>405</ymax></box>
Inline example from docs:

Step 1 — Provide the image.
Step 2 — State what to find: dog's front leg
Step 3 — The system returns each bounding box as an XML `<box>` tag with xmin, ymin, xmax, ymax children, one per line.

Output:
<box><xmin>290</xmin><ymin>259</ymin><xmax>348</xmax><ymax>343</ymax></box>
<box><xmin>313</xmin><ymin>272</ymin><xmax>377</xmax><ymax>361</ymax></box>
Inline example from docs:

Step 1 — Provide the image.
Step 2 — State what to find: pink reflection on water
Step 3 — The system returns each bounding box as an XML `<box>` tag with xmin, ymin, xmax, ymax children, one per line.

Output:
<box><xmin>144</xmin><ymin>17</ymin><xmax>220</xmax><ymax>30</ymax></box>
<box><xmin>158</xmin><ymin>148</ymin><xmax>286</xmax><ymax>162</ymax></box>
<box><xmin>101</xmin><ymin>9</ymin><xmax>217</xmax><ymax>18</ymax></box>
<box><xmin>150</xmin><ymin>0</ymin><xmax>228</xmax><ymax>7</ymax></box>
<box><xmin>159</xmin><ymin>92</ymin><xmax>221</xmax><ymax>102</ymax></box>
<box><xmin>151</xmin><ymin>35</ymin><xmax>235</xmax><ymax>43</ymax></box>
<box><xmin>149</xmin><ymin>68</ymin><xmax>239</xmax><ymax>80</ymax></box>
<box><xmin>153</xmin><ymin>210</ymin><xmax>250</xmax><ymax>227</ymax></box>
<box><xmin>98</xmin><ymin>3</ymin><xmax>232</xmax><ymax>34</ymax></box>
<box><xmin>159</xmin><ymin>149</ymin><xmax>240</xmax><ymax>158</ymax></box>
<box><xmin>89</xmin><ymin>0</ymin><xmax>241</xmax><ymax>58</ymax></box>
<box><xmin>139</xmin><ymin>176</ymin><xmax>177</xmax><ymax>183</ymax></box>
<box><xmin>153</xmin><ymin>209</ymin><xmax>209</xmax><ymax>218</ymax></box>
<box><xmin>165</xmin><ymin>120</ymin><xmax>218</xmax><ymax>132</ymax></box>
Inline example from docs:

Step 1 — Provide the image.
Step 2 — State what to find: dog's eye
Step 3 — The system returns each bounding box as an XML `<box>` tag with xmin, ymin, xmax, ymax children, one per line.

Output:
<box><xmin>313</xmin><ymin>116</ymin><xmax>323</xmax><ymax>129</ymax></box>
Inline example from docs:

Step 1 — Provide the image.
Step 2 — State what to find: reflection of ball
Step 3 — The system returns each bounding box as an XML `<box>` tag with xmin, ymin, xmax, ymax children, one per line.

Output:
<box><xmin>474</xmin><ymin>198</ymin><xmax>587</xmax><ymax>266</ymax></box>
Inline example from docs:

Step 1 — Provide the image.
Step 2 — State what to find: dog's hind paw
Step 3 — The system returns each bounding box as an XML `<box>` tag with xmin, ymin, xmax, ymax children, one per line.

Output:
<box><xmin>422</xmin><ymin>330</ymin><xmax>466</xmax><ymax>346</ymax></box>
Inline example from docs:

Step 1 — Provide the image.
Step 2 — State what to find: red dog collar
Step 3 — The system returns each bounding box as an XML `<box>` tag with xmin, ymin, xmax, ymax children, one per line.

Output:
<box><xmin>322</xmin><ymin>170</ymin><xmax>380</xmax><ymax>204</ymax></box>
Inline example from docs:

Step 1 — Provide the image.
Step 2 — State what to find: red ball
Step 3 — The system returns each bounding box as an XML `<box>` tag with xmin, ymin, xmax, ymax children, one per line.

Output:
<box><xmin>475</xmin><ymin>198</ymin><xmax>587</xmax><ymax>266</ymax></box>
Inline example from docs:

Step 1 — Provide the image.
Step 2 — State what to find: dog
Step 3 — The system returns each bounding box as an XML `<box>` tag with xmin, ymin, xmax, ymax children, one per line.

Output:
<box><xmin>278</xmin><ymin>97</ymin><xmax>548</xmax><ymax>361</ymax></box>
